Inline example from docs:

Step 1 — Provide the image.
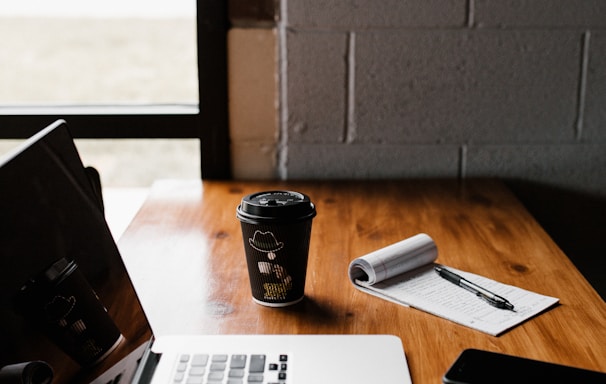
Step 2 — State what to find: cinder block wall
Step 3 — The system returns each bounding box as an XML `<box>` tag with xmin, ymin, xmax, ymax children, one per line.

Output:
<box><xmin>226</xmin><ymin>0</ymin><xmax>606</xmax><ymax>297</ymax></box>
<box><xmin>278</xmin><ymin>0</ymin><xmax>605</xmax><ymax>197</ymax></box>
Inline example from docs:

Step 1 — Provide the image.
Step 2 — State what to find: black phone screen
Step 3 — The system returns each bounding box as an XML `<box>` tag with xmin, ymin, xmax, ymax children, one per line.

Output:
<box><xmin>443</xmin><ymin>349</ymin><xmax>606</xmax><ymax>384</ymax></box>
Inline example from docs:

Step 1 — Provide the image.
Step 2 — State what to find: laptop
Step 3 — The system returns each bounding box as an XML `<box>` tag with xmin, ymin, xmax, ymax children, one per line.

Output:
<box><xmin>0</xmin><ymin>120</ymin><xmax>412</xmax><ymax>384</ymax></box>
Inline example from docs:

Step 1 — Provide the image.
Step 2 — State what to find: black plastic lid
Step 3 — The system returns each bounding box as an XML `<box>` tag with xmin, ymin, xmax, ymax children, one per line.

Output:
<box><xmin>236</xmin><ymin>190</ymin><xmax>316</xmax><ymax>223</ymax></box>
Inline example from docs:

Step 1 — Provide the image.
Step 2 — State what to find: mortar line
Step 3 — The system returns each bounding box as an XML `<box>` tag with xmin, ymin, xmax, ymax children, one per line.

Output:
<box><xmin>277</xmin><ymin>0</ymin><xmax>289</xmax><ymax>179</ymax></box>
<box><xmin>346</xmin><ymin>31</ymin><xmax>356</xmax><ymax>144</ymax></box>
<box><xmin>459</xmin><ymin>144</ymin><xmax>468</xmax><ymax>180</ymax></box>
<box><xmin>575</xmin><ymin>30</ymin><xmax>590</xmax><ymax>141</ymax></box>
<box><xmin>467</xmin><ymin>0</ymin><xmax>475</xmax><ymax>28</ymax></box>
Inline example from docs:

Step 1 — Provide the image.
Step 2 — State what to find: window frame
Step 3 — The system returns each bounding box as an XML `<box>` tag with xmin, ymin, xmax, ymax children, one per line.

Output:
<box><xmin>0</xmin><ymin>0</ymin><xmax>230</xmax><ymax>179</ymax></box>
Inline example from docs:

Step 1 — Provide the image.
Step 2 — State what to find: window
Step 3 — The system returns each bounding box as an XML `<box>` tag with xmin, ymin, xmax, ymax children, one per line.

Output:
<box><xmin>0</xmin><ymin>0</ymin><xmax>229</xmax><ymax>180</ymax></box>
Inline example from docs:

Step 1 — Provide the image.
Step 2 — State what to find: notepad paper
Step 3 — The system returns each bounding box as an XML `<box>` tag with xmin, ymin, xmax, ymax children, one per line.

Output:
<box><xmin>348</xmin><ymin>234</ymin><xmax>560</xmax><ymax>336</ymax></box>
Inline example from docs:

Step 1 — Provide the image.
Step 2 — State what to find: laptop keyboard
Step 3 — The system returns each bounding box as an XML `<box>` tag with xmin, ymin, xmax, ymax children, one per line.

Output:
<box><xmin>173</xmin><ymin>353</ymin><xmax>288</xmax><ymax>384</ymax></box>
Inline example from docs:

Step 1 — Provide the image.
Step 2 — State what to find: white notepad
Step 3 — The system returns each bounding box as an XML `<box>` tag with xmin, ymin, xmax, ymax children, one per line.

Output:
<box><xmin>349</xmin><ymin>233</ymin><xmax>560</xmax><ymax>336</ymax></box>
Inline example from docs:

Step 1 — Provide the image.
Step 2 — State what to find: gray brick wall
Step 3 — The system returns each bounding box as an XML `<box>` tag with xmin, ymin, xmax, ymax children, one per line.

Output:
<box><xmin>280</xmin><ymin>0</ymin><xmax>606</xmax><ymax>197</ymax></box>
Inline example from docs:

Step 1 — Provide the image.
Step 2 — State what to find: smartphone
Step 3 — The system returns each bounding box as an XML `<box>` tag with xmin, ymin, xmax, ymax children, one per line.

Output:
<box><xmin>443</xmin><ymin>349</ymin><xmax>606</xmax><ymax>384</ymax></box>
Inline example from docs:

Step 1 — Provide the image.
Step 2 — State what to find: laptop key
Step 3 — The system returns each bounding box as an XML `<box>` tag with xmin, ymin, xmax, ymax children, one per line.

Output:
<box><xmin>247</xmin><ymin>373</ymin><xmax>264</xmax><ymax>382</ymax></box>
<box><xmin>212</xmin><ymin>354</ymin><xmax>228</xmax><ymax>362</ymax></box>
<box><xmin>191</xmin><ymin>354</ymin><xmax>209</xmax><ymax>367</ymax></box>
<box><xmin>188</xmin><ymin>367</ymin><xmax>205</xmax><ymax>376</ymax></box>
<box><xmin>210</xmin><ymin>362</ymin><xmax>226</xmax><ymax>371</ymax></box>
<box><xmin>179</xmin><ymin>354</ymin><xmax>190</xmax><ymax>363</ymax></box>
<box><xmin>185</xmin><ymin>377</ymin><xmax>203</xmax><ymax>384</ymax></box>
<box><xmin>228</xmin><ymin>369</ymin><xmax>245</xmax><ymax>378</ymax></box>
<box><xmin>230</xmin><ymin>354</ymin><xmax>247</xmax><ymax>369</ymax></box>
<box><xmin>208</xmin><ymin>371</ymin><xmax>225</xmax><ymax>381</ymax></box>
<box><xmin>249</xmin><ymin>355</ymin><xmax>266</xmax><ymax>373</ymax></box>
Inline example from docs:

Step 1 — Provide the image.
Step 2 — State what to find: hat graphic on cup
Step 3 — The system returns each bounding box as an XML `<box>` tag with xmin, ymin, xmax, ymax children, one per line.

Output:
<box><xmin>249</xmin><ymin>230</ymin><xmax>284</xmax><ymax>254</ymax></box>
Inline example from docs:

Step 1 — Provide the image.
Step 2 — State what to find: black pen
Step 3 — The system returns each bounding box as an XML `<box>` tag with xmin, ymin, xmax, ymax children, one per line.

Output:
<box><xmin>434</xmin><ymin>265</ymin><xmax>515</xmax><ymax>311</ymax></box>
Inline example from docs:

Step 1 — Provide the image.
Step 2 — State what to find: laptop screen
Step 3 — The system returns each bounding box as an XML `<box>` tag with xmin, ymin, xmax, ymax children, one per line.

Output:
<box><xmin>0</xmin><ymin>120</ymin><xmax>152</xmax><ymax>383</ymax></box>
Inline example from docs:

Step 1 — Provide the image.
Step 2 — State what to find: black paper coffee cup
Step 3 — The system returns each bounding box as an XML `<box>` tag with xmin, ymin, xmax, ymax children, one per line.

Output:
<box><xmin>236</xmin><ymin>191</ymin><xmax>316</xmax><ymax>306</ymax></box>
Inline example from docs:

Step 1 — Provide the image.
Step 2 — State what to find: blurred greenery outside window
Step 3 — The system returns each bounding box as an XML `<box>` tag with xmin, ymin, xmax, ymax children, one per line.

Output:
<box><xmin>0</xmin><ymin>0</ymin><xmax>201</xmax><ymax>187</ymax></box>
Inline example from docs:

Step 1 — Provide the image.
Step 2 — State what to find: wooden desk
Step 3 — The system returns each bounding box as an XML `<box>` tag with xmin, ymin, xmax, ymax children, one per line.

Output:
<box><xmin>118</xmin><ymin>179</ymin><xmax>606</xmax><ymax>384</ymax></box>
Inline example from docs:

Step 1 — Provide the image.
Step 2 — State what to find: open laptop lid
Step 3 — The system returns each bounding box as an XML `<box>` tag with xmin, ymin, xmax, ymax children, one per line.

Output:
<box><xmin>0</xmin><ymin>120</ymin><xmax>153</xmax><ymax>383</ymax></box>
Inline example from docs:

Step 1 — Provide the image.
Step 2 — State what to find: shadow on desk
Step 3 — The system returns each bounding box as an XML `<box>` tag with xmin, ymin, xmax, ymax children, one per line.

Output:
<box><xmin>268</xmin><ymin>297</ymin><xmax>344</xmax><ymax>327</ymax></box>
<box><xmin>507</xmin><ymin>180</ymin><xmax>606</xmax><ymax>301</ymax></box>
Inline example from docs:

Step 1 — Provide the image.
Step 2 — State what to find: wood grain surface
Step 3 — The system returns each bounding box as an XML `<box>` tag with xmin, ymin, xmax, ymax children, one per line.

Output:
<box><xmin>118</xmin><ymin>179</ymin><xmax>606</xmax><ymax>384</ymax></box>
